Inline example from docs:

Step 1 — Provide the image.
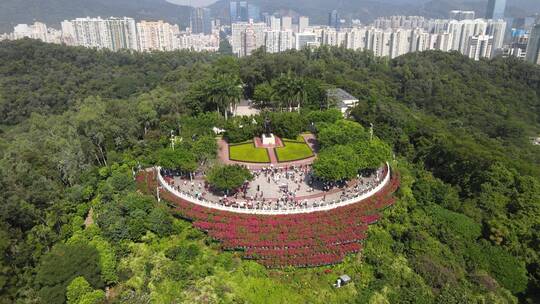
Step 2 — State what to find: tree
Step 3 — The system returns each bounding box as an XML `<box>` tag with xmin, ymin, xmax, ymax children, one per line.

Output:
<box><xmin>312</xmin><ymin>145</ymin><xmax>360</xmax><ymax>182</ymax></box>
<box><xmin>205</xmin><ymin>75</ymin><xmax>243</xmax><ymax>120</ymax></box>
<box><xmin>157</xmin><ymin>147</ymin><xmax>198</xmax><ymax>174</ymax></box>
<box><xmin>273</xmin><ymin>72</ymin><xmax>307</xmax><ymax>112</ymax></box>
<box><xmin>34</xmin><ymin>243</ymin><xmax>103</xmax><ymax>304</ymax></box>
<box><xmin>316</xmin><ymin>120</ymin><xmax>369</xmax><ymax>148</ymax></box>
<box><xmin>268</xmin><ymin>112</ymin><xmax>307</xmax><ymax>139</ymax></box>
<box><xmin>66</xmin><ymin>277</ymin><xmax>92</xmax><ymax>304</ymax></box>
<box><xmin>206</xmin><ymin>165</ymin><xmax>252</xmax><ymax>193</ymax></box>
<box><xmin>306</xmin><ymin>109</ymin><xmax>343</xmax><ymax>125</ymax></box>
<box><xmin>353</xmin><ymin>138</ymin><xmax>392</xmax><ymax>169</ymax></box>
<box><xmin>191</xmin><ymin>135</ymin><xmax>218</xmax><ymax>163</ymax></box>
<box><xmin>252</xmin><ymin>83</ymin><xmax>276</xmax><ymax>109</ymax></box>
<box><xmin>66</xmin><ymin>277</ymin><xmax>106</xmax><ymax>304</ymax></box>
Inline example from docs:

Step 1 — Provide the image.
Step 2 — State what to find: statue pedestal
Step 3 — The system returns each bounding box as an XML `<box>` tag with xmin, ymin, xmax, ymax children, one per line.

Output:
<box><xmin>262</xmin><ymin>133</ymin><xmax>276</xmax><ymax>146</ymax></box>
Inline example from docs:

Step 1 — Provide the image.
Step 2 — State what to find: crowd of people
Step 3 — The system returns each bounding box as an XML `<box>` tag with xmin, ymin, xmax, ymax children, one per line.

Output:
<box><xmin>160</xmin><ymin>165</ymin><xmax>388</xmax><ymax>212</ymax></box>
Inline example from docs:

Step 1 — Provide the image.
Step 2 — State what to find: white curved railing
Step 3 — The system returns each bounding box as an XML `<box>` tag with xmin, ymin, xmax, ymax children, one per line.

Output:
<box><xmin>156</xmin><ymin>163</ymin><xmax>391</xmax><ymax>215</ymax></box>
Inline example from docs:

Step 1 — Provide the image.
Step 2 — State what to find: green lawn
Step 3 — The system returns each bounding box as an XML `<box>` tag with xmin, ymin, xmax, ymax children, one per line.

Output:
<box><xmin>275</xmin><ymin>141</ymin><xmax>314</xmax><ymax>162</ymax></box>
<box><xmin>229</xmin><ymin>143</ymin><xmax>270</xmax><ymax>163</ymax></box>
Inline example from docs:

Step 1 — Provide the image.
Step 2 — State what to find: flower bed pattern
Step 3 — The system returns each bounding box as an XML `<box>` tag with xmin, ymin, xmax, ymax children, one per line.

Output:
<box><xmin>136</xmin><ymin>169</ymin><xmax>400</xmax><ymax>268</ymax></box>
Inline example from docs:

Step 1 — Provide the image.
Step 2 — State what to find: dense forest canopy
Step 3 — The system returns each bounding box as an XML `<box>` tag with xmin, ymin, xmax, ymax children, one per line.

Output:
<box><xmin>0</xmin><ymin>39</ymin><xmax>539</xmax><ymax>303</ymax></box>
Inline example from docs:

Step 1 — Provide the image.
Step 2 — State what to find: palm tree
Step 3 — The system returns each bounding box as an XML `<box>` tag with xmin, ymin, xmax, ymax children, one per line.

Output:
<box><xmin>292</xmin><ymin>77</ymin><xmax>307</xmax><ymax>113</ymax></box>
<box><xmin>273</xmin><ymin>72</ymin><xmax>306</xmax><ymax>112</ymax></box>
<box><xmin>206</xmin><ymin>76</ymin><xmax>243</xmax><ymax>120</ymax></box>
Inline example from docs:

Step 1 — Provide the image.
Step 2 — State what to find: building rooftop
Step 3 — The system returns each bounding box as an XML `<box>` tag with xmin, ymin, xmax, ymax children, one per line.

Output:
<box><xmin>327</xmin><ymin>88</ymin><xmax>358</xmax><ymax>102</ymax></box>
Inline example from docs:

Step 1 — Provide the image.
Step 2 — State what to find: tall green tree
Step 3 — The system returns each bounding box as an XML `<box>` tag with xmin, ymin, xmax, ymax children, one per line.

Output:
<box><xmin>206</xmin><ymin>165</ymin><xmax>252</xmax><ymax>193</ymax></box>
<box><xmin>205</xmin><ymin>75</ymin><xmax>243</xmax><ymax>120</ymax></box>
<box><xmin>273</xmin><ymin>72</ymin><xmax>307</xmax><ymax>112</ymax></box>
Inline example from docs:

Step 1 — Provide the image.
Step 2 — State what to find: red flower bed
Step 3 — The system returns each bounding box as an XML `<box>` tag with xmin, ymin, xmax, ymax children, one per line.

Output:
<box><xmin>136</xmin><ymin>168</ymin><xmax>400</xmax><ymax>268</ymax></box>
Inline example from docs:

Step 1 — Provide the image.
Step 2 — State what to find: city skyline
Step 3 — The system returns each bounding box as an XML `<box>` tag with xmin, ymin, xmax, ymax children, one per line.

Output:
<box><xmin>0</xmin><ymin>7</ymin><xmax>538</xmax><ymax>65</ymax></box>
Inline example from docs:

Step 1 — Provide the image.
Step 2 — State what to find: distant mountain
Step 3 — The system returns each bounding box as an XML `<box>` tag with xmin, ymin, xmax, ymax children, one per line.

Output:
<box><xmin>210</xmin><ymin>0</ymin><xmax>540</xmax><ymax>24</ymax></box>
<box><xmin>210</xmin><ymin>0</ymin><xmax>415</xmax><ymax>25</ymax></box>
<box><xmin>0</xmin><ymin>0</ymin><xmax>192</xmax><ymax>33</ymax></box>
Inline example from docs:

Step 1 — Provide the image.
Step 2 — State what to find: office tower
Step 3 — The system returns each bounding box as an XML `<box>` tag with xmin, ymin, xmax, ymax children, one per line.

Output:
<box><xmin>230</xmin><ymin>1</ymin><xmax>238</xmax><ymax>23</ymax></box>
<box><xmin>526</xmin><ymin>24</ymin><xmax>540</xmax><ymax>64</ymax></box>
<box><xmin>191</xmin><ymin>7</ymin><xmax>212</xmax><ymax>34</ymax></box>
<box><xmin>239</xmin><ymin>2</ymin><xmax>249</xmax><ymax>22</ymax></box>
<box><xmin>281</xmin><ymin>16</ymin><xmax>292</xmax><ymax>31</ymax></box>
<box><xmin>449</xmin><ymin>10</ymin><xmax>475</xmax><ymax>21</ymax></box>
<box><xmin>248</xmin><ymin>4</ymin><xmax>260</xmax><ymax>22</ymax></box>
<box><xmin>266</xmin><ymin>15</ymin><xmax>281</xmax><ymax>31</ymax></box>
<box><xmin>486</xmin><ymin>0</ymin><xmax>506</xmax><ymax>20</ymax></box>
<box><xmin>298</xmin><ymin>16</ymin><xmax>309</xmax><ymax>33</ymax></box>
<box><xmin>329</xmin><ymin>10</ymin><xmax>340</xmax><ymax>29</ymax></box>
<box><xmin>467</xmin><ymin>35</ymin><xmax>493</xmax><ymax>60</ymax></box>
<box><xmin>137</xmin><ymin>20</ymin><xmax>179</xmax><ymax>51</ymax></box>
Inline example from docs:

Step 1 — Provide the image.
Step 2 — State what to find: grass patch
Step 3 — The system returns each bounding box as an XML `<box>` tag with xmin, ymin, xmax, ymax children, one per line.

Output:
<box><xmin>275</xmin><ymin>141</ymin><xmax>314</xmax><ymax>162</ymax></box>
<box><xmin>229</xmin><ymin>143</ymin><xmax>270</xmax><ymax>163</ymax></box>
<box><xmin>282</xmin><ymin>135</ymin><xmax>305</xmax><ymax>142</ymax></box>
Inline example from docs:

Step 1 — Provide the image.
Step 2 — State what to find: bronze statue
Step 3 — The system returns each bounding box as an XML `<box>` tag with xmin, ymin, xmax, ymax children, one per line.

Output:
<box><xmin>263</xmin><ymin>116</ymin><xmax>272</xmax><ymax>136</ymax></box>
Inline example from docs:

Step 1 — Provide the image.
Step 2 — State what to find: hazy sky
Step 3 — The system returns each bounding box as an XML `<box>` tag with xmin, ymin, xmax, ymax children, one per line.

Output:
<box><xmin>166</xmin><ymin>0</ymin><xmax>219</xmax><ymax>7</ymax></box>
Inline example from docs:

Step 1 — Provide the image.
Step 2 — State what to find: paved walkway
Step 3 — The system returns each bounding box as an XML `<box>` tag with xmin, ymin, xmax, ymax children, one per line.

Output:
<box><xmin>156</xmin><ymin>164</ymin><xmax>391</xmax><ymax>215</ymax></box>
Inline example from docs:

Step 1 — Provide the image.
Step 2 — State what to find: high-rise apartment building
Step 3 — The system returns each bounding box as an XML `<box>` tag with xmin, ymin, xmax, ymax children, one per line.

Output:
<box><xmin>68</xmin><ymin>17</ymin><xmax>137</xmax><ymax>51</ymax></box>
<box><xmin>266</xmin><ymin>15</ymin><xmax>281</xmax><ymax>31</ymax></box>
<box><xmin>137</xmin><ymin>20</ymin><xmax>179</xmax><ymax>51</ymax></box>
<box><xmin>390</xmin><ymin>29</ymin><xmax>412</xmax><ymax>58</ymax></box>
<box><xmin>486</xmin><ymin>0</ymin><xmax>506</xmax><ymax>20</ymax></box>
<box><xmin>298</xmin><ymin>16</ymin><xmax>309</xmax><ymax>33</ymax></box>
<box><xmin>231</xmin><ymin>20</ymin><xmax>266</xmax><ymax>56</ymax></box>
<box><xmin>525</xmin><ymin>24</ymin><xmax>540</xmax><ymax>64</ymax></box>
<box><xmin>449</xmin><ymin>10</ymin><xmax>475</xmax><ymax>21</ymax></box>
<box><xmin>504</xmin><ymin>34</ymin><xmax>528</xmax><ymax>59</ymax></box>
<box><xmin>467</xmin><ymin>35</ymin><xmax>493</xmax><ymax>60</ymax></box>
<box><xmin>191</xmin><ymin>8</ymin><xmax>212</xmax><ymax>35</ymax></box>
<box><xmin>12</xmin><ymin>22</ymin><xmax>48</xmax><ymax>41</ymax></box>
<box><xmin>281</xmin><ymin>16</ymin><xmax>292</xmax><ymax>31</ymax></box>
<box><xmin>107</xmin><ymin>17</ymin><xmax>138</xmax><ymax>51</ymax></box>
<box><xmin>295</xmin><ymin>32</ymin><xmax>318</xmax><ymax>50</ymax></box>
<box><xmin>265</xmin><ymin>30</ymin><xmax>293</xmax><ymax>53</ymax></box>
<box><xmin>486</xmin><ymin>19</ymin><xmax>507</xmax><ymax>57</ymax></box>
